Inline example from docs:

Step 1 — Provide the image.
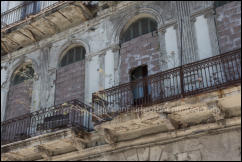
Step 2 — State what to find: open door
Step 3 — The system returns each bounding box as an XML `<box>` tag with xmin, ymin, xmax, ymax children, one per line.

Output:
<box><xmin>130</xmin><ymin>65</ymin><xmax>151</xmax><ymax>106</ymax></box>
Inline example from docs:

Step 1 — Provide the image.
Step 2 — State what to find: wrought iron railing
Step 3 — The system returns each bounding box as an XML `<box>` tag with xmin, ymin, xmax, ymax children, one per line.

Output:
<box><xmin>1</xmin><ymin>99</ymin><xmax>92</xmax><ymax>145</ymax></box>
<box><xmin>1</xmin><ymin>49</ymin><xmax>241</xmax><ymax>145</ymax></box>
<box><xmin>1</xmin><ymin>1</ymin><xmax>63</xmax><ymax>28</ymax></box>
<box><xmin>92</xmin><ymin>49</ymin><xmax>241</xmax><ymax>122</ymax></box>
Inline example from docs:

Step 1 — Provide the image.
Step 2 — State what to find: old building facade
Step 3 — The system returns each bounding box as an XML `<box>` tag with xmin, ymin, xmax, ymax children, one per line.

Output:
<box><xmin>1</xmin><ymin>1</ymin><xmax>241</xmax><ymax>161</ymax></box>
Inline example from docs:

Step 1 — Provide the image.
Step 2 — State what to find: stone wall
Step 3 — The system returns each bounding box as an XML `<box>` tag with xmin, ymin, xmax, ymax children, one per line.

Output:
<box><xmin>88</xmin><ymin>128</ymin><xmax>241</xmax><ymax>161</ymax></box>
<box><xmin>119</xmin><ymin>31</ymin><xmax>161</xmax><ymax>84</ymax></box>
<box><xmin>55</xmin><ymin>60</ymin><xmax>85</xmax><ymax>105</ymax></box>
<box><xmin>216</xmin><ymin>1</ymin><xmax>241</xmax><ymax>53</ymax></box>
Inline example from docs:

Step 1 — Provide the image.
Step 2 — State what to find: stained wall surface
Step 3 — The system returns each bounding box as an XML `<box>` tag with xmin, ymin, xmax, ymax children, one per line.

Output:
<box><xmin>84</xmin><ymin>129</ymin><xmax>241</xmax><ymax>161</ymax></box>
<box><xmin>216</xmin><ymin>1</ymin><xmax>241</xmax><ymax>53</ymax></box>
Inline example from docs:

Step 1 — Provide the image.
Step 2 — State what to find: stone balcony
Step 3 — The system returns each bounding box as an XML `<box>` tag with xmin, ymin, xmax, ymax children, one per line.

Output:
<box><xmin>1</xmin><ymin>1</ymin><xmax>96</xmax><ymax>56</ymax></box>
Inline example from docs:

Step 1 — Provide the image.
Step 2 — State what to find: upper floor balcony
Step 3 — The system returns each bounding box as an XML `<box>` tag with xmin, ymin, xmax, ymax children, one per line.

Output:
<box><xmin>1</xmin><ymin>1</ymin><xmax>95</xmax><ymax>56</ymax></box>
<box><xmin>1</xmin><ymin>99</ymin><xmax>92</xmax><ymax>146</ymax></box>
<box><xmin>1</xmin><ymin>1</ymin><xmax>60</xmax><ymax>28</ymax></box>
<box><xmin>92</xmin><ymin>49</ymin><xmax>241</xmax><ymax>124</ymax></box>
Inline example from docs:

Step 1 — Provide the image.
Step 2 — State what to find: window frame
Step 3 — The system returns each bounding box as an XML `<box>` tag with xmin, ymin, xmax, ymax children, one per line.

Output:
<box><xmin>121</xmin><ymin>18</ymin><xmax>158</xmax><ymax>43</ymax></box>
<box><xmin>12</xmin><ymin>64</ymin><xmax>34</xmax><ymax>85</ymax></box>
<box><xmin>60</xmin><ymin>46</ymin><xmax>86</xmax><ymax>67</ymax></box>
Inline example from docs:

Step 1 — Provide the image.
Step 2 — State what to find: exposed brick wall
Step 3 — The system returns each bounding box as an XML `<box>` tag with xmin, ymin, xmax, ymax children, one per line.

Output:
<box><xmin>55</xmin><ymin>60</ymin><xmax>85</xmax><ymax>105</ymax></box>
<box><xmin>5</xmin><ymin>81</ymin><xmax>32</xmax><ymax>120</ymax></box>
<box><xmin>119</xmin><ymin>32</ymin><xmax>161</xmax><ymax>84</ymax></box>
<box><xmin>216</xmin><ymin>1</ymin><xmax>241</xmax><ymax>53</ymax></box>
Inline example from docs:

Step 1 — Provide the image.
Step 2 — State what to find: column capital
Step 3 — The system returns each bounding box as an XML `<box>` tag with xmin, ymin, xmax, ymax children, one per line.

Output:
<box><xmin>190</xmin><ymin>16</ymin><xmax>197</xmax><ymax>23</ymax></box>
<box><xmin>159</xmin><ymin>27</ymin><xmax>167</xmax><ymax>34</ymax></box>
<box><xmin>173</xmin><ymin>23</ymin><xmax>178</xmax><ymax>30</ymax></box>
<box><xmin>204</xmin><ymin>9</ymin><xmax>215</xmax><ymax>19</ymax></box>
<box><xmin>86</xmin><ymin>54</ymin><xmax>93</xmax><ymax>61</ymax></box>
<box><xmin>98</xmin><ymin>51</ymin><xmax>106</xmax><ymax>57</ymax></box>
<box><xmin>111</xmin><ymin>44</ymin><xmax>120</xmax><ymax>52</ymax></box>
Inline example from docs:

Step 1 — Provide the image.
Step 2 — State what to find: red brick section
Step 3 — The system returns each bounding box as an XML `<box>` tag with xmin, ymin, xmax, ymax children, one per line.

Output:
<box><xmin>119</xmin><ymin>31</ymin><xmax>161</xmax><ymax>84</ymax></box>
<box><xmin>55</xmin><ymin>60</ymin><xmax>85</xmax><ymax>105</ymax></box>
<box><xmin>216</xmin><ymin>1</ymin><xmax>241</xmax><ymax>53</ymax></box>
<box><xmin>5</xmin><ymin>81</ymin><xmax>32</xmax><ymax>120</ymax></box>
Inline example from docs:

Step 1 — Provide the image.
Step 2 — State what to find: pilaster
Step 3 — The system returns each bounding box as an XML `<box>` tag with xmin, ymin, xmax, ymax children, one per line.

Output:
<box><xmin>204</xmin><ymin>9</ymin><xmax>220</xmax><ymax>56</ymax></box>
<box><xmin>175</xmin><ymin>1</ymin><xmax>198</xmax><ymax>65</ymax></box>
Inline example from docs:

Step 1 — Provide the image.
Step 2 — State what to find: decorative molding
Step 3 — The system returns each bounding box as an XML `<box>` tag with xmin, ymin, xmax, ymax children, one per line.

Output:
<box><xmin>158</xmin><ymin>19</ymin><xmax>177</xmax><ymax>31</ymax></box>
<box><xmin>86</xmin><ymin>54</ymin><xmax>93</xmax><ymax>62</ymax></box>
<box><xmin>190</xmin><ymin>6</ymin><xmax>214</xmax><ymax>18</ymax></box>
<box><xmin>190</xmin><ymin>16</ymin><xmax>197</xmax><ymax>23</ymax></box>
<box><xmin>111</xmin><ymin>4</ymin><xmax>165</xmax><ymax>44</ymax></box>
<box><xmin>111</xmin><ymin>44</ymin><xmax>120</xmax><ymax>52</ymax></box>
<box><xmin>204</xmin><ymin>9</ymin><xmax>215</xmax><ymax>19</ymax></box>
<box><xmin>173</xmin><ymin>24</ymin><xmax>178</xmax><ymax>30</ymax></box>
<box><xmin>1</xmin><ymin>81</ymin><xmax>7</xmax><ymax>89</ymax></box>
<box><xmin>159</xmin><ymin>28</ymin><xmax>167</xmax><ymax>34</ymax></box>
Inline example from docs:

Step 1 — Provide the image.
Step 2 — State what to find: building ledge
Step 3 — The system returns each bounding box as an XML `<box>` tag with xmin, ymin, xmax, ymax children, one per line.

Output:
<box><xmin>94</xmin><ymin>85</ymin><xmax>241</xmax><ymax>144</ymax></box>
<box><xmin>3</xmin><ymin>117</ymin><xmax>239</xmax><ymax>161</ymax></box>
<box><xmin>1</xmin><ymin>127</ymin><xmax>96</xmax><ymax>161</ymax></box>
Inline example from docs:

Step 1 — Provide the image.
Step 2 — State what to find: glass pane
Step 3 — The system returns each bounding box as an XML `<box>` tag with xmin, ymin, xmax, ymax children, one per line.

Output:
<box><xmin>141</xmin><ymin>18</ymin><xmax>148</xmax><ymax>35</ymax></box>
<box><xmin>28</xmin><ymin>66</ymin><xmax>34</xmax><ymax>78</ymax></box>
<box><xmin>13</xmin><ymin>74</ymin><xmax>20</xmax><ymax>85</ymax></box>
<box><xmin>25</xmin><ymin>65</ymin><xmax>34</xmax><ymax>78</ymax></box>
<box><xmin>68</xmin><ymin>49</ymin><xmax>74</xmax><ymax>64</ymax></box>
<box><xmin>133</xmin><ymin>22</ymin><xmax>139</xmax><ymax>38</ymax></box>
<box><xmin>60</xmin><ymin>55</ymin><xmax>67</xmax><ymax>67</ymax></box>
<box><xmin>12</xmin><ymin>65</ymin><xmax>34</xmax><ymax>85</ymax></box>
<box><xmin>124</xmin><ymin>29</ymin><xmax>131</xmax><ymax>42</ymax></box>
<box><xmin>75</xmin><ymin>47</ymin><xmax>82</xmax><ymax>61</ymax></box>
<box><xmin>150</xmin><ymin>20</ymin><xmax>157</xmax><ymax>32</ymax></box>
<box><xmin>121</xmin><ymin>18</ymin><xmax>157</xmax><ymax>43</ymax></box>
<box><xmin>81</xmin><ymin>47</ymin><xmax>86</xmax><ymax>59</ymax></box>
<box><xmin>132</xmin><ymin>84</ymin><xmax>144</xmax><ymax>99</ymax></box>
<box><xmin>60</xmin><ymin>47</ymin><xmax>86</xmax><ymax>67</ymax></box>
<box><xmin>76</xmin><ymin>47</ymin><xmax>86</xmax><ymax>61</ymax></box>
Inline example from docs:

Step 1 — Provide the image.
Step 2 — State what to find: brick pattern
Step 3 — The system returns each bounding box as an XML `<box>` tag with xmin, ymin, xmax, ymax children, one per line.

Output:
<box><xmin>5</xmin><ymin>81</ymin><xmax>32</xmax><ymax>120</ymax></box>
<box><xmin>119</xmin><ymin>32</ymin><xmax>161</xmax><ymax>84</ymax></box>
<box><xmin>216</xmin><ymin>1</ymin><xmax>241</xmax><ymax>53</ymax></box>
<box><xmin>55</xmin><ymin>60</ymin><xmax>85</xmax><ymax>105</ymax></box>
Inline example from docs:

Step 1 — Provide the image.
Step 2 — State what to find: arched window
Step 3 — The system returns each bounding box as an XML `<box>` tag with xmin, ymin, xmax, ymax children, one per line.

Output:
<box><xmin>121</xmin><ymin>18</ymin><xmax>157</xmax><ymax>43</ymax></box>
<box><xmin>12</xmin><ymin>64</ymin><xmax>34</xmax><ymax>85</ymax></box>
<box><xmin>60</xmin><ymin>46</ymin><xmax>86</xmax><ymax>67</ymax></box>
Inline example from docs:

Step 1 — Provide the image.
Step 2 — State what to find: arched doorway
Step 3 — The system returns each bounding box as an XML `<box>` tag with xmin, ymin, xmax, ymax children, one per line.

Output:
<box><xmin>118</xmin><ymin>17</ymin><xmax>159</xmax><ymax>106</ymax></box>
<box><xmin>55</xmin><ymin>46</ymin><xmax>86</xmax><ymax>105</ymax></box>
<box><xmin>118</xmin><ymin>17</ymin><xmax>159</xmax><ymax>84</ymax></box>
<box><xmin>5</xmin><ymin>64</ymin><xmax>34</xmax><ymax>120</ymax></box>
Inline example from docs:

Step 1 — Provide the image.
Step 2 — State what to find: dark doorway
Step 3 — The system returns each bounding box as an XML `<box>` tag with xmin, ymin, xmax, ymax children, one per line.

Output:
<box><xmin>130</xmin><ymin>65</ymin><xmax>151</xmax><ymax>106</ymax></box>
